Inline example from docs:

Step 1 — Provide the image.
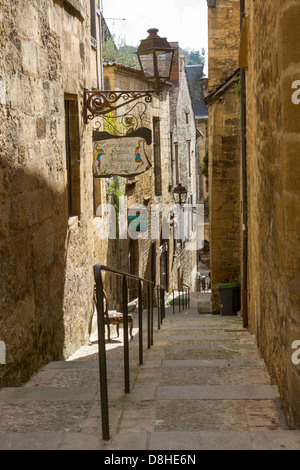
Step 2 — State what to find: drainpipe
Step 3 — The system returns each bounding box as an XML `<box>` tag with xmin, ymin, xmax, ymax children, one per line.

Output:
<box><xmin>240</xmin><ymin>0</ymin><xmax>248</xmax><ymax>327</ymax></box>
<box><xmin>97</xmin><ymin>1</ymin><xmax>104</xmax><ymax>90</ymax></box>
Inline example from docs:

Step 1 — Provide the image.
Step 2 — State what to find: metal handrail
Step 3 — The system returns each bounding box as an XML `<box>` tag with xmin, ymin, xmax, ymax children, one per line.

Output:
<box><xmin>172</xmin><ymin>286</ymin><xmax>190</xmax><ymax>314</ymax></box>
<box><xmin>94</xmin><ymin>264</ymin><xmax>164</xmax><ymax>441</ymax></box>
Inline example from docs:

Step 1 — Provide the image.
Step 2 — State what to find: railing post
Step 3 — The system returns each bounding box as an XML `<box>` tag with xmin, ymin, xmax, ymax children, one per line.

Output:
<box><xmin>94</xmin><ymin>265</ymin><xmax>110</xmax><ymax>441</ymax></box>
<box><xmin>147</xmin><ymin>283</ymin><xmax>151</xmax><ymax>349</ymax></box>
<box><xmin>160</xmin><ymin>288</ymin><xmax>163</xmax><ymax>321</ymax></box>
<box><xmin>157</xmin><ymin>285</ymin><xmax>161</xmax><ymax>328</ymax></box>
<box><xmin>150</xmin><ymin>284</ymin><xmax>154</xmax><ymax>346</ymax></box>
<box><xmin>138</xmin><ymin>280</ymin><xmax>143</xmax><ymax>366</ymax></box>
<box><xmin>162</xmin><ymin>288</ymin><xmax>165</xmax><ymax>320</ymax></box>
<box><xmin>157</xmin><ymin>285</ymin><xmax>161</xmax><ymax>330</ymax></box>
<box><xmin>188</xmin><ymin>287</ymin><xmax>190</xmax><ymax>308</ymax></box>
<box><xmin>173</xmin><ymin>289</ymin><xmax>175</xmax><ymax>315</ymax></box>
<box><xmin>122</xmin><ymin>275</ymin><xmax>130</xmax><ymax>394</ymax></box>
<box><xmin>179</xmin><ymin>288</ymin><xmax>181</xmax><ymax>312</ymax></box>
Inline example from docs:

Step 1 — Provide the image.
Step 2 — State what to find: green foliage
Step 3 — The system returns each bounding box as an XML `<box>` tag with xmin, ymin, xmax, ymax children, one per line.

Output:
<box><xmin>202</xmin><ymin>152</ymin><xmax>208</xmax><ymax>178</ymax></box>
<box><xmin>102</xmin><ymin>35</ymin><xmax>139</xmax><ymax>69</ymax></box>
<box><xmin>102</xmin><ymin>35</ymin><xmax>206</xmax><ymax>69</ymax></box>
<box><xmin>106</xmin><ymin>176</ymin><xmax>122</xmax><ymax>249</ymax></box>
<box><xmin>106</xmin><ymin>176</ymin><xmax>122</xmax><ymax>212</ymax></box>
<box><xmin>180</xmin><ymin>47</ymin><xmax>205</xmax><ymax>66</ymax></box>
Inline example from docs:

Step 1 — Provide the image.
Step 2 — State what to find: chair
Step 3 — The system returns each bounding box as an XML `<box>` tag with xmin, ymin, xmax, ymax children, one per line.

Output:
<box><xmin>94</xmin><ymin>288</ymin><xmax>134</xmax><ymax>342</ymax></box>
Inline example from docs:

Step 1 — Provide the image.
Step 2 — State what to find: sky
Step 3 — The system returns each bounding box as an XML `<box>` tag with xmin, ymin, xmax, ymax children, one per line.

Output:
<box><xmin>101</xmin><ymin>0</ymin><xmax>208</xmax><ymax>55</ymax></box>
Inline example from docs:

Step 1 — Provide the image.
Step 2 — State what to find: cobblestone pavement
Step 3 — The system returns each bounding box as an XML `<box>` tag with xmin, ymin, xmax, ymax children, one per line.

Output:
<box><xmin>0</xmin><ymin>293</ymin><xmax>300</xmax><ymax>450</ymax></box>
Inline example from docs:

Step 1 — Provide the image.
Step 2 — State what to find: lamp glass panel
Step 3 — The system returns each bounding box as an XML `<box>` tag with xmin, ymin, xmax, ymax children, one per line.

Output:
<box><xmin>156</xmin><ymin>51</ymin><xmax>173</xmax><ymax>79</ymax></box>
<box><xmin>139</xmin><ymin>53</ymin><xmax>155</xmax><ymax>78</ymax></box>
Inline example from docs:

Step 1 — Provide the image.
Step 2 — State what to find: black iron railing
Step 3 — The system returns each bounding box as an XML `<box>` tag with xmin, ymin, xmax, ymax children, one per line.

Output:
<box><xmin>172</xmin><ymin>285</ymin><xmax>190</xmax><ymax>314</ymax></box>
<box><xmin>94</xmin><ymin>264</ymin><xmax>165</xmax><ymax>441</ymax></box>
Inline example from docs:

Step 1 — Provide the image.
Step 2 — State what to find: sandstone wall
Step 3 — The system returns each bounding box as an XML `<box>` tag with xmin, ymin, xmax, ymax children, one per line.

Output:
<box><xmin>207</xmin><ymin>0</ymin><xmax>242</xmax><ymax>311</ymax></box>
<box><xmin>0</xmin><ymin>0</ymin><xmax>97</xmax><ymax>385</ymax></box>
<box><xmin>207</xmin><ymin>0</ymin><xmax>240</xmax><ymax>92</ymax></box>
<box><xmin>171</xmin><ymin>62</ymin><xmax>198</xmax><ymax>292</ymax></box>
<box><xmin>245</xmin><ymin>0</ymin><xmax>300</xmax><ymax>428</ymax></box>
<box><xmin>101</xmin><ymin>56</ymin><xmax>198</xmax><ymax>300</ymax></box>
<box><xmin>208</xmin><ymin>88</ymin><xmax>241</xmax><ymax>310</ymax></box>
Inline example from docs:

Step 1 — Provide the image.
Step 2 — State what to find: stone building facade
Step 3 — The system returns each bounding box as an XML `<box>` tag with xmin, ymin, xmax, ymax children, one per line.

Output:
<box><xmin>243</xmin><ymin>0</ymin><xmax>300</xmax><ymax>428</ymax></box>
<box><xmin>206</xmin><ymin>0</ymin><xmax>242</xmax><ymax>312</ymax></box>
<box><xmin>169</xmin><ymin>45</ymin><xmax>198</xmax><ymax>292</ymax></box>
<box><xmin>99</xmin><ymin>48</ymin><xmax>199</xmax><ymax>303</ymax></box>
<box><xmin>186</xmin><ymin>65</ymin><xmax>209</xmax><ymax>271</ymax></box>
<box><xmin>206</xmin><ymin>0</ymin><xmax>300</xmax><ymax>428</ymax></box>
<box><xmin>0</xmin><ymin>0</ymin><xmax>105</xmax><ymax>386</ymax></box>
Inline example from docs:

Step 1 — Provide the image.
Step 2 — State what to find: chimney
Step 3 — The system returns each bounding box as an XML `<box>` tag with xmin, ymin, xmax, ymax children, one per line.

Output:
<box><xmin>169</xmin><ymin>42</ymin><xmax>180</xmax><ymax>84</ymax></box>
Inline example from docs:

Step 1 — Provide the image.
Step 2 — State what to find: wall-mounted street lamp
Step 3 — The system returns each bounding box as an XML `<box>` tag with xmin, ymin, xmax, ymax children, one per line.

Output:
<box><xmin>136</xmin><ymin>28</ymin><xmax>175</xmax><ymax>93</ymax></box>
<box><xmin>172</xmin><ymin>183</ymin><xmax>188</xmax><ymax>205</ymax></box>
<box><xmin>84</xmin><ymin>29</ymin><xmax>175</xmax><ymax>123</ymax></box>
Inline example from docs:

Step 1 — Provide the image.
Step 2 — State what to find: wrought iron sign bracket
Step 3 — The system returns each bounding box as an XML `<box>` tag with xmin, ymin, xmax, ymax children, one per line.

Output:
<box><xmin>84</xmin><ymin>89</ymin><xmax>155</xmax><ymax>124</ymax></box>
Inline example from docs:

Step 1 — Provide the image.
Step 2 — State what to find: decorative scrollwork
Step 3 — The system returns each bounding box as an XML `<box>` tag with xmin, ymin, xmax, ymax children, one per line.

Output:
<box><xmin>84</xmin><ymin>89</ymin><xmax>155</xmax><ymax>123</ymax></box>
<box><xmin>92</xmin><ymin>101</ymin><xmax>150</xmax><ymax>138</ymax></box>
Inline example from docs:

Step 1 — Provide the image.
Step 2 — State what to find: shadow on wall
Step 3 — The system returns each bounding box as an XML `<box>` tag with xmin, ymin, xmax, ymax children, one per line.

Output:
<box><xmin>0</xmin><ymin>160</ymin><xmax>68</xmax><ymax>387</ymax></box>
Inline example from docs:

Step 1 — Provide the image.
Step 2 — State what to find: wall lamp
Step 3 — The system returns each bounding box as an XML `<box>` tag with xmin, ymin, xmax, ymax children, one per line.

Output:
<box><xmin>172</xmin><ymin>183</ymin><xmax>188</xmax><ymax>205</ymax></box>
<box><xmin>84</xmin><ymin>29</ymin><xmax>175</xmax><ymax>123</ymax></box>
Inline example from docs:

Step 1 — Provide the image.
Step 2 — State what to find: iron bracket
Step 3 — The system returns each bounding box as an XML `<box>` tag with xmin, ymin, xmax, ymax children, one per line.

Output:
<box><xmin>84</xmin><ymin>89</ymin><xmax>155</xmax><ymax>124</ymax></box>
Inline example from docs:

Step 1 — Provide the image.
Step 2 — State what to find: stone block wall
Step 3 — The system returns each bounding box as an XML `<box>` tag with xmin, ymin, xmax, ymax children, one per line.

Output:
<box><xmin>207</xmin><ymin>0</ymin><xmax>242</xmax><ymax>311</ymax></box>
<box><xmin>0</xmin><ymin>0</ymin><xmax>97</xmax><ymax>385</ymax></box>
<box><xmin>101</xmin><ymin>54</ymin><xmax>198</xmax><ymax>299</ymax></box>
<box><xmin>171</xmin><ymin>59</ymin><xmax>198</xmax><ymax>292</ymax></box>
<box><xmin>208</xmin><ymin>89</ymin><xmax>241</xmax><ymax>310</ymax></box>
<box><xmin>207</xmin><ymin>0</ymin><xmax>241</xmax><ymax>91</ymax></box>
<box><xmin>245</xmin><ymin>0</ymin><xmax>300</xmax><ymax>428</ymax></box>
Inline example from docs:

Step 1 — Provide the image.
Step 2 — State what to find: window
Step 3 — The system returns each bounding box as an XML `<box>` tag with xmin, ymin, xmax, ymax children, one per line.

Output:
<box><xmin>153</xmin><ymin>117</ymin><xmax>162</xmax><ymax>196</ymax></box>
<box><xmin>65</xmin><ymin>96</ymin><xmax>81</xmax><ymax>218</ymax></box>
<box><xmin>90</xmin><ymin>0</ymin><xmax>97</xmax><ymax>43</ymax></box>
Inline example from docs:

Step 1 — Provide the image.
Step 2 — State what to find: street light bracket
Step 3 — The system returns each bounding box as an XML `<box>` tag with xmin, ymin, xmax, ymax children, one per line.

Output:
<box><xmin>84</xmin><ymin>89</ymin><xmax>155</xmax><ymax>124</ymax></box>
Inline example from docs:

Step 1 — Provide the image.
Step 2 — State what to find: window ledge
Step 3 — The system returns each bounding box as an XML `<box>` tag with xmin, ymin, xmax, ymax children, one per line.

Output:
<box><xmin>63</xmin><ymin>0</ymin><xmax>86</xmax><ymax>21</ymax></box>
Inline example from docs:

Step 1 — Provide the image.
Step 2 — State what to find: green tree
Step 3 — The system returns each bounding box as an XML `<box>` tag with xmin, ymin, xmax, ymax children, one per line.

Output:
<box><xmin>180</xmin><ymin>47</ymin><xmax>205</xmax><ymax>66</ymax></box>
<box><xmin>102</xmin><ymin>35</ymin><xmax>139</xmax><ymax>69</ymax></box>
<box><xmin>202</xmin><ymin>152</ymin><xmax>208</xmax><ymax>178</ymax></box>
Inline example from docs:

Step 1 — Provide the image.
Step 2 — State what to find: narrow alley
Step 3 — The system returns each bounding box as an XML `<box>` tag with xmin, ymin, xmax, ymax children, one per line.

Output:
<box><xmin>1</xmin><ymin>0</ymin><xmax>300</xmax><ymax>454</ymax></box>
<box><xmin>1</xmin><ymin>294</ymin><xmax>299</xmax><ymax>451</ymax></box>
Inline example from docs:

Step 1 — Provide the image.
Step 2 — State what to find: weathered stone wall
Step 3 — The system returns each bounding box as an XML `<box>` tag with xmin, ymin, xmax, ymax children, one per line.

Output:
<box><xmin>208</xmin><ymin>88</ymin><xmax>241</xmax><ymax>311</ymax></box>
<box><xmin>207</xmin><ymin>0</ymin><xmax>242</xmax><ymax>311</ymax></box>
<box><xmin>101</xmin><ymin>56</ymin><xmax>198</xmax><ymax>299</ymax></box>
<box><xmin>207</xmin><ymin>0</ymin><xmax>240</xmax><ymax>91</ymax></box>
<box><xmin>171</xmin><ymin>58</ymin><xmax>198</xmax><ymax>292</ymax></box>
<box><xmin>196</xmin><ymin>118</ymin><xmax>209</xmax><ymax>205</ymax></box>
<box><xmin>0</xmin><ymin>0</ymin><xmax>97</xmax><ymax>385</ymax></box>
<box><xmin>100</xmin><ymin>64</ymin><xmax>174</xmax><ymax>305</ymax></box>
<box><xmin>245</xmin><ymin>0</ymin><xmax>300</xmax><ymax>428</ymax></box>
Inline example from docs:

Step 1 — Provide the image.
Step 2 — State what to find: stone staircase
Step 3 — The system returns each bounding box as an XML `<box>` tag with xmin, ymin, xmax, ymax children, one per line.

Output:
<box><xmin>0</xmin><ymin>294</ymin><xmax>300</xmax><ymax>450</ymax></box>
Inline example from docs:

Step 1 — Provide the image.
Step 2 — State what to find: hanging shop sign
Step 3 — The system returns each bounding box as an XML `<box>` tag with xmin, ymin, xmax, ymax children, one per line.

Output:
<box><xmin>93</xmin><ymin>128</ymin><xmax>152</xmax><ymax>178</ymax></box>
